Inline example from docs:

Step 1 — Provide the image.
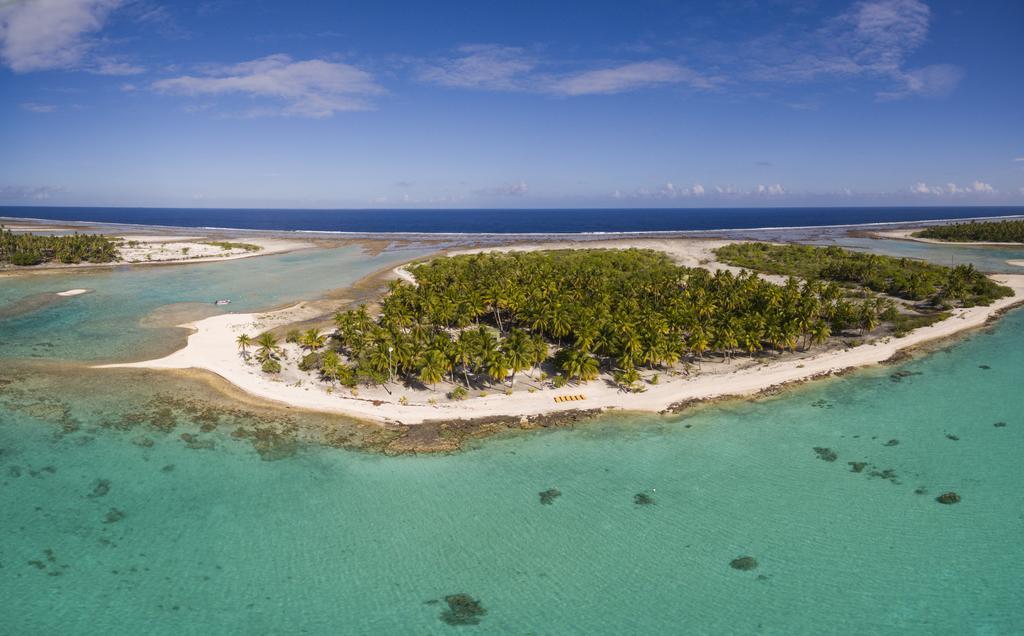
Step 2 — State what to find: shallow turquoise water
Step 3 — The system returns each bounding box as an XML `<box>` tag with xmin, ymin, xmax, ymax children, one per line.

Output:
<box><xmin>0</xmin><ymin>244</ymin><xmax>427</xmax><ymax>362</ymax></box>
<box><xmin>2</xmin><ymin>244</ymin><xmax>1023</xmax><ymax>634</ymax></box>
<box><xmin>825</xmin><ymin>237</ymin><xmax>1024</xmax><ymax>274</ymax></box>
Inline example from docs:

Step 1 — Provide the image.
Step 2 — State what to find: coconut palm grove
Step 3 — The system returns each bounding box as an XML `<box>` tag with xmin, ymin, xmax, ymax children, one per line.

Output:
<box><xmin>0</xmin><ymin>226</ymin><xmax>119</xmax><ymax>266</ymax></box>
<box><xmin>239</xmin><ymin>245</ymin><xmax>1012</xmax><ymax>394</ymax></box>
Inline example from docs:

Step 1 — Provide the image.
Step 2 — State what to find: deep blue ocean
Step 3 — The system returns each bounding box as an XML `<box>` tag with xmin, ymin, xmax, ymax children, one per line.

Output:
<box><xmin>3</xmin><ymin>205</ymin><xmax>1021</xmax><ymax>234</ymax></box>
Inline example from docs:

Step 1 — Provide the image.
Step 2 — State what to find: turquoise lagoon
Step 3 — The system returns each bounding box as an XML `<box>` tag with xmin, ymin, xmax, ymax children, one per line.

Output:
<box><xmin>2</xmin><ymin>241</ymin><xmax>1023</xmax><ymax>634</ymax></box>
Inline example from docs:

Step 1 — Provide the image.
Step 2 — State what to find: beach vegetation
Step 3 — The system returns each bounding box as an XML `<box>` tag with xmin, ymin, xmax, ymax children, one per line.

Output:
<box><xmin>1</xmin><ymin>227</ymin><xmax>119</xmax><ymax>266</ymax></box>
<box><xmin>256</xmin><ymin>332</ymin><xmax>281</xmax><ymax>364</ymax></box>
<box><xmin>261</xmin><ymin>359</ymin><xmax>282</xmax><ymax>374</ymax></box>
<box><xmin>715</xmin><ymin>243</ymin><xmax>1011</xmax><ymax>306</ymax></box>
<box><xmin>299</xmin><ymin>328</ymin><xmax>327</xmax><ymax>352</ymax></box>
<box><xmin>236</xmin><ymin>333</ymin><xmax>253</xmax><ymax>358</ymax></box>
<box><xmin>298</xmin><ymin>352</ymin><xmax>321</xmax><ymax>372</ymax></box>
<box><xmin>913</xmin><ymin>220</ymin><xmax>1024</xmax><ymax>243</ymax></box>
<box><xmin>204</xmin><ymin>240</ymin><xmax>263</xmax><ymax>252</ymax></box>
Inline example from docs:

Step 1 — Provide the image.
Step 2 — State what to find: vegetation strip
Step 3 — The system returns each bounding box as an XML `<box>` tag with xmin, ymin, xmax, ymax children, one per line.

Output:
<box><xmin>1</xmin><ymin>226</ymin><xmax>119</xmax><ymax>266</ymax></box>
<box><xmin>912</xmin><ymin>219</ymin><xmax>1024</xmax><ymax>243</ymax></box>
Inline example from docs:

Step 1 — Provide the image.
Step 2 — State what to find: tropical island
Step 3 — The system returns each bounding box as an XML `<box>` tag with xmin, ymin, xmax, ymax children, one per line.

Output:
<box><xmin>868</xmin><ymin>218</ymin><xmax>1024</xmax><ymax>246</ymax></box>
<box><xmin>105</xmin><ymin>238</ymin><xmax>1024</xmax><ymax>434</ymax></box>
<box><xmin>911</xmin><ymin>219</ymin><xmax>1024</xmax><ymax>243</ymax></box>
<box><xmin>0</xmin><ymin>223</ymin><xmax>304</xmax><ymax>269</ymax></box>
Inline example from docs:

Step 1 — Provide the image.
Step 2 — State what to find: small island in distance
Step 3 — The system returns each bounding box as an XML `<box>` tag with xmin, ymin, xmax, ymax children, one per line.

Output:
<box><xmin>912</xmin><ymin>219</ymin><xmax>1024</xmax><ymax>243</ymax></box>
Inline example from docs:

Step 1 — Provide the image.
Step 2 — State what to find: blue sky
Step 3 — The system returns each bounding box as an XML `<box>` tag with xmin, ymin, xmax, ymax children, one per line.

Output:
<box><xmin>1</xmin><ymin>0</ymin><xmax>1022</xmax><ymax>208</ymax></box>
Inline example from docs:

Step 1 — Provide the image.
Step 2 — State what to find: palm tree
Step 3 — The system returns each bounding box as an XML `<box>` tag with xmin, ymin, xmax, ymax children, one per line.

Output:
<box><xmin>501</xmin><ymin>329</ymin><xmax>532</xmax><ymax>388</ymax></box>
<box><xmin>688</xmin><ymin>326</ymin><xmax>709</xmax><ymax>368</ymax></box>
<box><xmin>528</xmin><ymin>333</ymin><xmax>548</xmax><ymax>378</ymax></box>
<box><xmin>485</xmin><ymin>352</ymin><xmax>510</xmax><ymax>386</ymax></box>
<box><xmin>810</xmin><ymin>320</ymin><xmax>831</xmax><ymax>347</ymax></box>
<box><xmin>452</xmin><ymin>334</ymin><xmax>475</xmax><ymax>387</ymax></box>
<box><xmin>558</xmin><ymin>348</ymin><xmax>598</xmax><ymax>384</ymax></box>
<box><xmin>236</xmin><ymin>333</ymin><xmax>253</xmax><ymax>358</ymax></box>
<box><xmin>300</xmin><ymin>328</ymin><xmax>326</xmax><ymax>352</ymax></box>
<box><xmin>418</xmin><ymin>349</ymin><xmax>449</xmax><ymax>390</ymax></box>
<box><xmin>320</xmin><ymin>350</ymin><xmax>343</xmax><ymax>384</ymax></box>
<box><xmin>256</xmin><ymin>332</ymin><xmax>279</xmax><ymax>362</ymax></box>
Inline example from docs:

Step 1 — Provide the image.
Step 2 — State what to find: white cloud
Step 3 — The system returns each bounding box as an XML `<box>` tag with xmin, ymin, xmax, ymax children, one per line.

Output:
<box><xmin>475</xmin><ymin>181</ymin><xmax>529</xmax><ymax>197</ymax></box>
<box><xmin>20</xmin><ymin>102</ymin><xmax>57</xmax><ymax>113</ymax></box>
<box><xmin>550</xmin><ymin>60</ymin><xmax>716</xmax><ymax>95</ymax></box>
<box><xmin>910</xmin><ymin>181</ymin><xmax>996</xmax><ymax>195</ymax></box>
<box><xmin>152</xmin><ymin>54</ymin><xmax>384</xmax><ymax>118</ymax></box>
<box><xmin>0</xmin><ymin>0</ymin><xmax>122</xmax><ymax>72</ymax></box>
<box><xmin>1013</xmin><ymin>157</ymin><xmax>1024</xmax><ymax>162</ymax></box>
<box><xmin>622</xmin><ymin>182</ymin><xmax>785</xmax><ymax>200</ymax></box>
<box><xmin>418</xmin><ymin>46</ymin><xmax>716</xmax><ymax>96</ymax></box>
<box><xmin>757</xmin><ymin>183</ymin><xmax>786</xmax><ymax>195</ymax></box>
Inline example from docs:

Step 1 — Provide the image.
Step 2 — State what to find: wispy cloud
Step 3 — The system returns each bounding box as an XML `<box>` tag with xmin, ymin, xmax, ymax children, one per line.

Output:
<box><xmin>0</xmin><ymin>0</ymin><xmax>122</xmax><ymax>72</ymax></box>
<box><xmin>475</xmin><ymin>181</ymin><xmax>529</xmax><ymax>196</ymax></box>
<box><xmin>551</xmin><ymin>60</ymin><xmax>717</xmax><ymax>95</ymax></box>
<box><xmin>0</xmin><ymin>184</ymin><xmax>65</xmax><ymax>200</ymax></box>
<box><xmin>20</xmin><ymin>102</ymin><xmax>57</xmax><ymax>113</ymax></box>
<box><xmin>877</xmin><ymin>63</ymin><xmax>963</xmax><ymax>100</ymax></box>
<box><xmin>740</xmin><ymin>0</ymin><xmax>963</xmax><ymax>100</ymax></box>
<box><xmin>152</xmin><ymin>54</ymin><xmax>384</xmax><ymax>118</ymax></box>
<box><xmin>88</xmin><ymin>57</ymin><xmax>146</xmax><ymax>76</ymax></box>
<box><xmin>417</xmin><ymin>45</ymin><xmax>538</xmax><ymax>91</ymax></box>
<box><xmin>418</xmin><ymin>45</ymin><xmax>717</xmax><ymax>96</ymax></box>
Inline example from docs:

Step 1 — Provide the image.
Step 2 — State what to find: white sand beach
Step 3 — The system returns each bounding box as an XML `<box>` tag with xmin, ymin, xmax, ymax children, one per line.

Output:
<box><xmin>115</xmin><ymin>235</ymin><xmax>307</xmax><ymax>264</ymax></box>
<box><xmin>98</xmin><ymin>239</ymin><xmax>1024</xmax><ymax>426</ymax></box>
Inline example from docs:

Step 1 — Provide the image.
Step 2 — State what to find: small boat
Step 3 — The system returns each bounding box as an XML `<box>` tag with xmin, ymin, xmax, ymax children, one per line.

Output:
<box><xmin>214</xmin><ymin>299</ymin><xmax>232</xmax><ymax>305</ymax></box>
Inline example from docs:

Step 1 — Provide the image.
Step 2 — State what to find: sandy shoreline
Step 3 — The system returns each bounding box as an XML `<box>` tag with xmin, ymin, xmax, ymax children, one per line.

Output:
<box><xmin>1</xmin><ymin>218</ymin><xmax>314</xmax><ymax>271</ymax></box>
<box><xmin>97</xmin><ymin>239</ymin><xmax>1024</xmax><ymax>426</ymax></box>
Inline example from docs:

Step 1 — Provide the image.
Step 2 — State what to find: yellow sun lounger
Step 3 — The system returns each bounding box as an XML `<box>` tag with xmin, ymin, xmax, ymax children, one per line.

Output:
<box><xmin>554</xmin><ymin>394</ymin><xmax>586</xmax><ymax>403</ymax></box>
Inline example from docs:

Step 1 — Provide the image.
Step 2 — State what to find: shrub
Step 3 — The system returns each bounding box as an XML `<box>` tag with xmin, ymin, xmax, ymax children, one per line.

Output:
<box><xmin>285</xmin><ymin>329</ymin><xmax>302</xmax><ymax>344</ymax></box>
<box><xmin>552</xmin><ymin>375</ymin><xmax>568</xmax><ymax>388</ymax></box>
<box><xmin>298</xmin><ymin>352</ymin><xmax>321</xmax><ymax>372</ymax></box>
<box><xmin>261</xmin><ymin>359</ymin><xmax>282</xmax><ymax>374</ymax></box>
<box><xmin>447</xmin><ymin>386</ymin><xmax>468</xmax><ymax>401</ymax></box>
<box><xmin>10</xmin><ymin>251</ymin><xmax>43</xmax><ymax>266</ymax></box>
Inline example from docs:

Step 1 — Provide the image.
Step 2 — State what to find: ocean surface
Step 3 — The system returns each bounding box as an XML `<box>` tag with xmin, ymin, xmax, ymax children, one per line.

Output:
<box><xmin>3</xmin><ymin>205</ymin><xmax>1022</xmax><ymax>234</ymax></box>
<box><xmin>2</xmin><ymin>230</ymin><xmax>1023</xmax><ymax>633</ymax></box>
